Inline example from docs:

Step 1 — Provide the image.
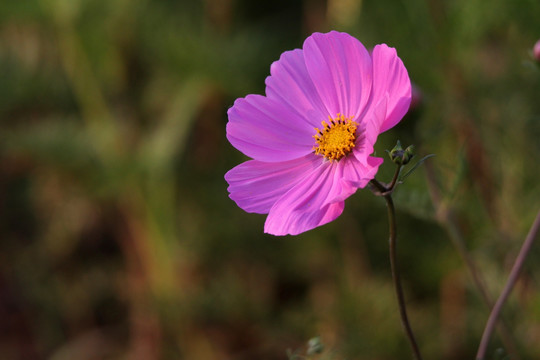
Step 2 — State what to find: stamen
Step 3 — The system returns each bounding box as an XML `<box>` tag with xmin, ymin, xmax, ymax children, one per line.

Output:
<box><xmin>313</xmin><ymin>113</ymin><xmax>357</xmax><ymax>161</ymax></box>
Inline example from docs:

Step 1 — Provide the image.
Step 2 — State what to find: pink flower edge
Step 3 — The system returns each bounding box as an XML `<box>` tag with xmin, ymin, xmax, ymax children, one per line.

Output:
<box><xmin>225</xmin><ymin>31</ymin><xmax>411</xmax><ymax>236</ymax></box>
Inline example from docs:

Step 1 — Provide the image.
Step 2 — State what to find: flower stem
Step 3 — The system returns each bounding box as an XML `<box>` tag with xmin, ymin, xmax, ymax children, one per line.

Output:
<box><xmin>388</xmin><ymin>164</ymin><xmax>402</xmax><ymax>190</ymax></box>
<box><xmin>476</xmin><ymin>209</ymin><xmax>540</xmax><ymax>360</ymax></box>
<box><xmin>384</xmin><ymin>192</ymin><xmax>423</xmax><ymax>360</ymax></box>
<box><xmin>370</xmin><ymin>164</ymin><xmax>423</xmax><ymax>360</ymax></box>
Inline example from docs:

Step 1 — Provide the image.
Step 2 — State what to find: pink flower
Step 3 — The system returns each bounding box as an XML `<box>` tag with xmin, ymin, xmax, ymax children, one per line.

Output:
<box><xmin>225</xmin><ymin>31</ymin><xmax>411</xmax><ymax>236</ymax></box>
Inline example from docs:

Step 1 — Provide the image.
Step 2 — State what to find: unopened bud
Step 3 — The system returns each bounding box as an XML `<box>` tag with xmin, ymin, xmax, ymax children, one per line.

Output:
<box><xmin>389</xmin><ymin>141</ymin><xmax>414</xmax><ymax>165</ymax></box>
<box><xmin>405</xmin><ymin>144</ymin><xmax>415</xmax><ymax>159</ymax></box>
<box><xmin>534</xmin><ymin>39</ymin><xmax>540</xmax><ymax>62</ymax></box>
<box><xmin>307</xmin><ymin>336</ymin><xmax>324</xmax><ymax>355</ymax></box>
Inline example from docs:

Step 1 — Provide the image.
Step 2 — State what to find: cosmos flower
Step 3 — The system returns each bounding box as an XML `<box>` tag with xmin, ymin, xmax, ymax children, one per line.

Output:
<box><xmin>225</xmin><ymin>31</ymin><xmax>411</xmax><ymax>236</ymax></box>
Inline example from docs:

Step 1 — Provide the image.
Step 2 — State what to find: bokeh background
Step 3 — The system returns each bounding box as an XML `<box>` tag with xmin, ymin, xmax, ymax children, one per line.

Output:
<box><xmin>1</xmin><ymin>0</ymin><xmax>540</xmax><ymax>359</ymax></box>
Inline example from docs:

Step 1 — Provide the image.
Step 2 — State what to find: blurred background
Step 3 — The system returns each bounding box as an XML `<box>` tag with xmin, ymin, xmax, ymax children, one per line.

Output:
<box><xmin>1</xmin><ymin>0</ymin><xmax>539</xmax><ymax>359</ymax></box>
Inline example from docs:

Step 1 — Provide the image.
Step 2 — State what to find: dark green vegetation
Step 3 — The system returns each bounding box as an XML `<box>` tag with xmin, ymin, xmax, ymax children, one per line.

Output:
<box><xmin>1</xmin><ymin>0</ymin><xmax>539</xmax><ymax>359</ymax></box>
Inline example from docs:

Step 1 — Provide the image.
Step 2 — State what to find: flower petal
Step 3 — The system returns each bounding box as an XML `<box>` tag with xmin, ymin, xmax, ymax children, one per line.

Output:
<box><xmin>334</xmin><ymin>155</ymin><xmax>383</xmax><ymax>202</ymax></box>
<box><xmin>264</xmin><ymin>161</ymin><xmax>345</xmax><ymax>236</ymax></box>
<box><xmin>225</xmin><ymin>155</ymin><xmax>321</xmax><ymax>214</ymax></box>
<box><xmin>260</xmin><ymin>152</ymin><xmax>382</xmax><ymax>236</ymax></box>
<box><xmin>303</xmin><ymin>31</ymin><xmax>373</xmax><ymax>120</ymax></box>
<box><xmin>226</xmin><ymin>94</ymin><xmax>315</xmax><ymax>162</ymax></box>
<box><xmin>354</xmin><ymin>94</ymin><xmax>387</xmax><ymax>165</ymax></box>
<box><xmin>265</xmin><ymin>48</ymin><xmax>328</xmax><ymax>128</ymax></box>
<box><xmin>370</xmin><ymin>44</ymin><xmax>411</xmax><ymax>133</ymax></box>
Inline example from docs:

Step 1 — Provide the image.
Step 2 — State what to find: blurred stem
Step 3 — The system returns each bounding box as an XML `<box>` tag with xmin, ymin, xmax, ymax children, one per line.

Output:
<box><xmin>371</xmin><ymin>165</ymin><xmax>423</xmax><ymax>360</ymax></box>
<box><xmin>424</xmin><ymin>162</ymin><xmax>521</xmax><ymax>359</ymax></box>
<box><xmin>476</xmin><ymin>209</ymin><xmax>540</xmax><ymax>360</ymax></box>
<box><xmin>39</xmin><ymin>0</ymin><xmax>117</xmax><ymax>153</ymax></box>
<box><xmin>117</xmin><ymin>198</ymin><xmax>163</xmax><ymax>360</ymax></box>
<box><xmin>52</xmin><ymin>15</ymin><xmax>112</xmax><ymax>126</ymax></box>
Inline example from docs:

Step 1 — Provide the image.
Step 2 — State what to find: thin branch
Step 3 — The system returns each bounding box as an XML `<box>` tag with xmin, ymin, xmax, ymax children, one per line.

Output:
<box><xmin>384</xmin><ymin>193</ymin><xmax>423</xmax><ymax>360</ymax></box>
<box><xmin>476</xmin><ymin>209</ymin><xmax>540</xmax><ymax>360</ymax></box>
<box><xmin>370</xmin><ymin>163</ymin><xmax>423</xmax><ymax>360</ymax></box>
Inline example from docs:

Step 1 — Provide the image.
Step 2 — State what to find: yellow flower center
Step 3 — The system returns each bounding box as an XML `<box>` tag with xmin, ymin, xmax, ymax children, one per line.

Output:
<box><xmin>313</xmin><ymin>113</ymin><xmax>357</xmax><ymax>161</ymax></box>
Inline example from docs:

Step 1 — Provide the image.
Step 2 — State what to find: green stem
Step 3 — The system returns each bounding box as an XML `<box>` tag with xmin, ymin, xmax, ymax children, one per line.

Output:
<box><xmin>384</xmin><ymin>193</ymin><xmax>423</xmax><ymax>360</ymax></box>
<box><xmin>370</xmin><ymin>164</ymin><xmax>422</xmax><ymax>360</ymax></box>
<box><xmin>476</xmin><ymin>209</ymin><xmax>540</xmax><ymax>360</ymax></box>
<box><xmin>388</xmin><ymin>164</ymin><xmax>402</xmax><ymax>190</ymax></box>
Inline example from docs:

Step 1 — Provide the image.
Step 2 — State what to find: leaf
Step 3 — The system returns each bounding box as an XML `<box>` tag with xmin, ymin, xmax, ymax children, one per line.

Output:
<box><xmin>399</xmin><ymin>154</ymin><xmax>435</xmax><ymax>182</ymax></box>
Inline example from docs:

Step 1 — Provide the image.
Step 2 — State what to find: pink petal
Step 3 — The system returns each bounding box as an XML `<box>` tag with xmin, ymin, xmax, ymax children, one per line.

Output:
<box><xmin>370</xmin><ymin>44</ymin><xmax>411</xmax><ymax>133</ymax></box>
<box><xmin>335</xmin><ymin>155</ymin><xmax>383</xmax><ymax>202</ymax></box>
<box><xmin>265</xmin><ymin>49</ymin><xmax>328</xmax><ymax>128</ymax></box>
<box><xmin>225</xmin><ymin>155</ymin><xmax>321</xmax><ymax>214</ymax></box>
<box><xmin>303</xmin><ymin>31</ymin><xmax>373</xmax><ymax>120</ymax></box>
<box><xmin>226</xmin><ymin>94</ymin><xmax>315</xmax><ymax>162</ymax></box>
<box><xmin>264</xmin><ymin>161</ymin><xmax>346</xmax><ymax>236</ymax></box>
<box><xmin>319</xmin><ymin>202</ymin><xmax>346</xmax><ymax>227</ymax></box>
<box><xmin>260</xmin><ymin>152</ymin><xmax>382</xmax><ymax>236</ymax></box>
<box><xmin>354</xmin><ymin>94</ymin><xmax>387</xmax><ymax>166</ymax></box>
<box><xmin>316</xmin><ymin>154</ymin><xmax>382</xmax><ymax>207</ymax></box>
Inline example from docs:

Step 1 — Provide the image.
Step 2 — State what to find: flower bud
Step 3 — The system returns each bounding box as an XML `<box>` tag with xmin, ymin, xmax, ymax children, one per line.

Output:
<box><xmin>307</xmin><ymin>336</ymin><xmax>324</xmax><ymax>355</ymax></box>
<box><xmin>534</xmin><ymin>39</ymin><xmax>540</xmax><ymax>62</ymax></box>
<box><xmin>405</xmin><ymin>144</ymin><xmax>415</xmax><ymax>160</ymax></box>
<box><xmin>389</xmin><ymin>141</ymin><xmax>414</xmax><ymax>165</ymax></box>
